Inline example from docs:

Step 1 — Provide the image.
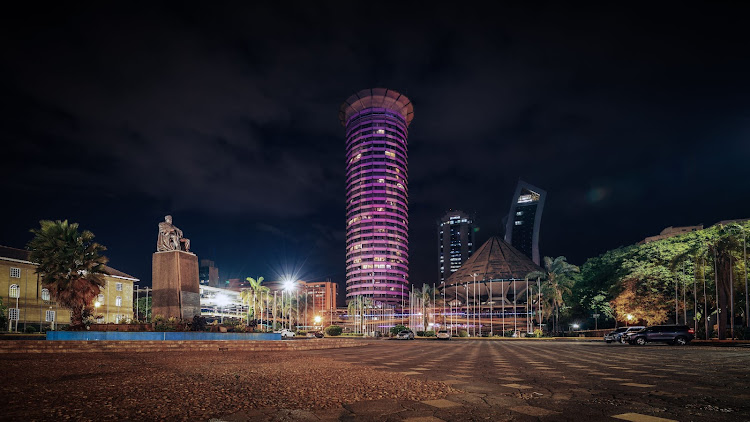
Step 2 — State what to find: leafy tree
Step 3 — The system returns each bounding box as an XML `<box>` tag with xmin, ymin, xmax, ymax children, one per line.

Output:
<box><xmin>27</xmin><ymin>220</ymin><xmax>108</xmax><ymax>329</ymax></box>
<box><xmin>135</xmin><ymin>296</ymin><xmax>152</xmax><ymax>322</ymax></box>
<box><xmin>527</xmin><ymin>256</ymin><xmax>580</xmax><ymax>332</ymax></box>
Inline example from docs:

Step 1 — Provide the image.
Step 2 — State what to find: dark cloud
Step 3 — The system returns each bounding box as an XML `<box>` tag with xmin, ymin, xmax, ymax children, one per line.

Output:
<box><xmin>1</xmin><ymin>2</ymin><xmax>749</xmax><ymax>296</ymax></box>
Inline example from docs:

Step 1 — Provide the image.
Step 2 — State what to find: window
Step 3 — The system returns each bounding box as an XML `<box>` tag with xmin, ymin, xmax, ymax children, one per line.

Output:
<box><xmin>98</xmin><ymin>294</ymin><xmax>104</xmax><ymax>303</ymax></box>
<box><xmin>115</xmin><ymin>314</ymin><xmax>122</xmax><ymax>323</ymax></box>
<box><xmin>515</xmin><ymin>221</ymin><xmax>523</xmax><ymax>225</ymax></box>
<box><xmin>9</xmin><ymin>284</ymin><xmax>19</xmax><ymax>298</ymax></box>
<box><xmin>116</xmin><ymin>296</ymin><xmax>122</xmax><ymax>307</ymax></box>
<box><xmin>45</xmin><ymin>310</ymin><xmax>55</xmax><ymax>322</ymax></box>
<box><xmin>115</xmin><ymin>282</ymin><xmax>123</xmax><ymax>291</ymax></box>
<box><xmin>9</xmin><ymin>308</ymin><xmax>19</xmax><ymax>320</ymax></box>
<box><xmin>41</xmin><ymin>288</ymin><xmax>50</xmax><ymax>301</ymax></box>
<box><xmin>10</xmin><ymin>267</ymin><xmax>21</xmax><ymax>278</ymax></box>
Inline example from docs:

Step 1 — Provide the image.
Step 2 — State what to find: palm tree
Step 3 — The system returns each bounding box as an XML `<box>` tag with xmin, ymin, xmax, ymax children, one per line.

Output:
<box><xmin>240</xmin><ymin>276</ymin><xmax>266</xmax><ymax>325</ymax></box>
<box><xmin>27</xmin><ymin>220</ymin><xmax>108</xmax><ymax>329</ymax></box>
<box><xmin>527</xmin><ymin>256</ymin><xmax>580</xmax><ymax>333</ymax></box>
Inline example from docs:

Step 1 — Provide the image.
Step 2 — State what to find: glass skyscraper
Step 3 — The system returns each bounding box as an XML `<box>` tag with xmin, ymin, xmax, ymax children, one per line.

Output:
<box><xmin>438</xmin><ymin>210</ymin><xmax>475</xmax><ymax>283</ymax></box>
<box><xmin>504</xmin><ymin>180</ymin><xmax>546</xmax><ymax>265</ymax></box>
<box><xmin>340</xmin><ymin>88</ymin><xmax>413</xmax><ymax>305</ymax></box>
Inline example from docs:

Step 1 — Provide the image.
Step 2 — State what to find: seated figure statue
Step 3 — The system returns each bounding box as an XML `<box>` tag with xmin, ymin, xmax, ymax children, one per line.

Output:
<box><xmin>157</xmin><ymin>215</ymin><xmax>190</xmax><ymax>252</ymax></box>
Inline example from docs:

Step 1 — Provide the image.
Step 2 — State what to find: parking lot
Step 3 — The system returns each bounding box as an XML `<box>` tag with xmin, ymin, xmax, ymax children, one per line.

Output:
<box><xmin>1</xmin><ymin>339</ymin><xmax>748</xmax><ymax>421</ymax></box>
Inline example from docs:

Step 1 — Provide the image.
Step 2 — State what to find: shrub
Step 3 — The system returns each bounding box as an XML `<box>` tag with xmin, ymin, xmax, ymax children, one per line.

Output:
<box><xmin>533</xmin><ymin>329</ymin><xmax>544</xmax><ymax>338</ymax></box>
<box><xmin>458</xmin><ymin>329</ymin><xmax>468</xmax><ymax>337</ymax></box>
<box><xmin>390</xmin><ymin>325</ymin><xmax>407</xmax><ymax>336</ymax></box>
<box><xmin>191</xmin><ymin>315</ymin><xmax>207</xmax><ymax>332</ymax></box>
<box><xmin>416</xmin><ymin>331</ymin><xmax>425</xmax><ymax>337</ymax></box>
<box><xmin>423</xmin><ymin>330</ymin><xmax>436</xmax><ymax>337</ymax></box>
<box><xmin>24</xmin><ymin>326</ymin><xmax>37</xmax><ymax>334</ymax></box>
<box><xmin>325</xmin><ymin>325</ymin><xmax>343</xmax><ymax>336</ymax></box>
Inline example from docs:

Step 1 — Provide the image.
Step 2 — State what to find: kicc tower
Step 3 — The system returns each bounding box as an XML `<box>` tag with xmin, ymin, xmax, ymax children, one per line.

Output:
<box><xmin>340</xmin><ymin>88</ymin><xmax>413</xmax><ymax>306</ymax></box>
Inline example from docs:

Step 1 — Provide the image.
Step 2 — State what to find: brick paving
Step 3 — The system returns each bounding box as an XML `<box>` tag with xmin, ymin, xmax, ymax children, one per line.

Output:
<box><xmin>1</xmin><ymin>339</ymin><xmax>748</xmax><ymax>421</ymax></box>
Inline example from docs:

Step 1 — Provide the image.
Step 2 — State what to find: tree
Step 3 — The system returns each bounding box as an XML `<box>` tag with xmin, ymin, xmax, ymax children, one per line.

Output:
<box><xmin>135</xmin><ymin>296</ymin><xmax>152</xmax><ymax>322</ymax></box>
<box><xmin>0</xmin><ymin>296</ymin><xmax>7</xmax><ymax>330</ymax></box>
<box><xmin>528</xmin><ymin>256</ymin><xmax>580</xmax><ymax>332</ymax></box>
<box><xmin>240</xmin><ymin>276</ymin><xmax>267</xmax><ymax>324</ymax></box>
<box><xmin>27</xmin><ymin>220</ymin><xmax>108</xmax><ymax>329</ymax></box>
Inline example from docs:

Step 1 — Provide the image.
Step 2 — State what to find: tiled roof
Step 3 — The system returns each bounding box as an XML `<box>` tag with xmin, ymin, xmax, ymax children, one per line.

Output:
<box><xmin>443</xmin><ymin>236</ymin><xmax>543</xmax><ymax>287</ymax></box>
<box><xmin>0</xmin><ymin>245</ymin><xmax>138</xmax><ymax>280</ymax></box>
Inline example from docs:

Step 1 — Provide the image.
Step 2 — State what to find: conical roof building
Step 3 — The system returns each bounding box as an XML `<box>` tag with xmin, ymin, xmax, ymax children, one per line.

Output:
<box><xmin>440</xmin><ymin>237</ymin><xmax>544</xmax><ymax>333</ymax></box>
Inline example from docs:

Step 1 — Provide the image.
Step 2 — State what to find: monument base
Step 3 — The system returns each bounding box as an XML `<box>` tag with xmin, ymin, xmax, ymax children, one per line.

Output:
<box><xmin>152</xmin><ymin>250</ymin><xmax>200</xmax><ymax>320</ymax></box>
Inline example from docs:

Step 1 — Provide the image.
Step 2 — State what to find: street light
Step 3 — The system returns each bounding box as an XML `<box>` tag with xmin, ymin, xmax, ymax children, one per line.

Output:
<box><xmin>626</xmin><ymin>314</ymin><xmax>633</xmax><ymax>327</ymax></box>
<box><xmin>314</xmin><ymin>315</ymin><xmax>322</xmax><ymax>329</ymax></box>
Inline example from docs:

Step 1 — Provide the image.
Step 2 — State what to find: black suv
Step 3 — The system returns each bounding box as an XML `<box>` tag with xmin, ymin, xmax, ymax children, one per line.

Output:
<box><xmin>625</xmin><ymin>325</ymin><xmax>695</xmax><ymax>346</ymax></box>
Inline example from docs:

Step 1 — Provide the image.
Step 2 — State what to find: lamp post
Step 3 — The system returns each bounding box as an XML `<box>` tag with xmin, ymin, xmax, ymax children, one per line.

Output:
<box><xmin>471</xmin><ymin>273</ymin><xmax>478</xmax><ymax>336</ymax></box>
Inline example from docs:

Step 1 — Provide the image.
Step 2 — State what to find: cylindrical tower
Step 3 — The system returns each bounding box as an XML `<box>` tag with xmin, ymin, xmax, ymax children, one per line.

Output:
<box><xmin>340</xmin><ymin>88</ymin><xmax>414</xmax><ymax>306</ymax></box>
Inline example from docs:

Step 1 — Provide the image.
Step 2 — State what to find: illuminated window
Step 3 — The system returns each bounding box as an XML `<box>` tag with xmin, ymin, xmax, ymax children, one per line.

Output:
<box><xmin>10</xmin><ymin>267</ymin><xmax>20</xmax><ymax>278</ymax></box>
<box><xmin>116</xmin><ymin>283</ymin><xmax>123</xmax><ymax>291</ymax></box>
<box><xmin>375</xmin><ymin>129</ymin><xmax>385</xmax><ymax>134</ymax></box>
<box><xmin>98</xmin><ymin>294</ymin><xmax>104</xmax><ymax>303</ymax></box>
<box><xmin>377</xmin><ymin>178</ymin><xmax>385</xmax><ymax>183</ymax></box>
<box><xmin>515</xmin><ymin>221</ymin><xmax>523</xmax><ymax>225</ymax></box>
<box><xmin>9</xmin><ymin>284</ymin><xmax>19</xmax><ymax>298</ymax></box>
<box><xmin>45</xmin><ymin>310</ymin><xmax>55</xmax><ymax>322</ymax></box>
<box><xmin>9</xmin><ymin>308</ymin><xmax>19</xmax><ymax>321</ymax></box>
<box><xmin>516</xmin><ymin>211</ymin><xmax>523</xmax><ymax>216</ymax></box>
<box><xmin>116</xmin><ymin>296</ymin><xmax>122</xmax><ymax>307</ymax></box>
<box><xmin>385</xmin><ymin>151</ymin><xmax>395</xmax><ymax>158</ymax></box>
<box><xmin>41</xmin><ymin>288</ymin><xmax>50</xmax><ymax>302</ymax></box>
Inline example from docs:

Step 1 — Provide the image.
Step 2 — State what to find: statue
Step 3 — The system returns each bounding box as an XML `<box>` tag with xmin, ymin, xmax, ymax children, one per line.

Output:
<box><xmin>157</xmin><ymin>215</ymin><xmax>190</xmax><ymax>252</ymax></box>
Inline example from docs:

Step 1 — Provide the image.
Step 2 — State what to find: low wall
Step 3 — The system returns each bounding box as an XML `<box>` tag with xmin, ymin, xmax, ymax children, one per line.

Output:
<box><xmin>47</xmin><ymin>331</ymin><xmax>280</xmax><ymax>341</ymax></box>
<box><xmin>0</xmin><ymin>338</ymin><xmax>370</xmax><ymax>354</ymax></box>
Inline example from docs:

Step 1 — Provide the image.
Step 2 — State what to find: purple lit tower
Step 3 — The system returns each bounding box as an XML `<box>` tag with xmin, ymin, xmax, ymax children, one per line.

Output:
<box><xmin>339</xmin><ymin>88</ymin><xmax>414</xmax><ymax>306</ymax></box>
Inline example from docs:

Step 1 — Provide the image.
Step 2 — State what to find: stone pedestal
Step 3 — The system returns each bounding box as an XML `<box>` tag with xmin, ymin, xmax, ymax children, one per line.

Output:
<box><xmin>152</xmin><ymin>250</ymin><xmax>200</xmax><ymax>320</ymax></box>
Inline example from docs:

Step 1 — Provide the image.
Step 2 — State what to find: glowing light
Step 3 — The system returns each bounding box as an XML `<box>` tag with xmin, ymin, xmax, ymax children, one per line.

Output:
<box><xmin>314</xmin><ymin>315</ymin><xmax>322</xmax><ymax>324</ymax></box>
<box><xmin>94</xmin><ymin>301</ymin><xmax>101</xmax><ymax>308</ymax></box>
<box><xmin>283</xmin><ymin>279</ymin><xmax>296</xmax><ymax>291</ymax></box>
<box><xmin>626</xmin><ymin>314</ymin><xmax>634</xmax><ymax>321</ymax></box>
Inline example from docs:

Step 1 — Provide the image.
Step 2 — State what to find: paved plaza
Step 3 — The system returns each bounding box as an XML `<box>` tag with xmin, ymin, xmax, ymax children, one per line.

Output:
<box><xmin>1</xmin><ymin>340</ymin><xmax>748</xmax><ymax>421</ymax></box>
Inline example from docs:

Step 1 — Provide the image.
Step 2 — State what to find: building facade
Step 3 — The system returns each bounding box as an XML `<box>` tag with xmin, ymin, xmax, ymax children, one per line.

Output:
<box><xmin>438</xmin><ymin>210</ymin><xmax>476</xmax><ymax>283</ymax></box>
<box><xmin>199</xmin><ymin>259</ymin><xmax>219</xmax><ymax>287</ymax></box>
<box><xmin>504</xmin><ymin>181</ymin><xmax>546</xmax><ymax>266</ymax></box>
<box><xmin>300</xmin><ymin>280</ymin><xmax>338</xmax><ymax>313</ymax></box>
<box><xmin>340</xmin><ymin>88</ymin><xmax>414</xmax><ymax>305</ymax></box>
<box><xmin>0</xmin><ymin>245</ymin><xmax>137</xmax><ymax>331</ymax></box>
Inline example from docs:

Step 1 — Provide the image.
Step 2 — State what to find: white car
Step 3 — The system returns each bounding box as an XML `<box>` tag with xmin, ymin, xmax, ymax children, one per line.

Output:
<box><xmin>396</xmin><ymin>330</ymin><xmax>415</xmax><ymax>340</ymax></box>
<box><xmin>436</xmin><ymin>330</ymin><xmax>451</xmax><ymax>340</ymax></box>
<box><xmin>278</xmin><ymin>329</ymin><xmax>296</xmax><ymax>339</ymax></box>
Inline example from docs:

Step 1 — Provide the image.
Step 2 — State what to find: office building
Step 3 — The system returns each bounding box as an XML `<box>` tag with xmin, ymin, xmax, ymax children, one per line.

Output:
<box><xmin>504</xmin><ymin>181</ymin><xmax>546</xmax><ymax>265</ymax></box>
<box><xmin>438</xmin><ymin>210</ymin><xmax>476</xmax><ymax>283</ymax></box>
<box><xmin>340</xmin><ymin>88</ymin><xmax>413</xmax><ymax>305</ymax></box>
<box><xmin>199</xmin><ymin>259</ymin><xmax>219</xmax><ymax>287</ymax></box>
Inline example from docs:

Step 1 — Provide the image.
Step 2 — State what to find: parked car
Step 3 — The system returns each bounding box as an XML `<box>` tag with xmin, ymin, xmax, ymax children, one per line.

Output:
<box><xmin>396</xmin><ymin>330</ymin><xmax>415</xmax><ymax>340</ymax></box>
<box><xmin>624</xmin><ymin>325</ymin><xmax>695</xmax><ymax>346</ymax></box>
<box><xmin>436</xmin><ymin>330</ymin><xmax>451</xmax><ymax>340</ymax></box>
<box><xmin>305</xmin><ymin>331</ymin><xmax>324</xmax><ymax>338</ymax></box>
<box><xmin>604</xmin><ymin>326</ymin><xmax>646</xmax><ymax>343</ymax></box>
<box><xmin>277</xmin><ymin>329</ymin><xmax>296</xmax><ymax>339</ymax></box>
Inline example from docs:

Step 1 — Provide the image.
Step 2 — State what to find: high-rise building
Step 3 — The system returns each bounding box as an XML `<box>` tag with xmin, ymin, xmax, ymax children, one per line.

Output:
<box><xmin>340</xmin><ymin>88</ymin><xmax>414</xmax><ymax>305</ymax></box>
<box><xmin>300</xmin><ymin>279</ymin><xmax>338</xmax><ymax>313</ymax></box>
<box><xmin>438</xmin><ymin>210</ymin><xmax>476</xmax><ymax>283</ymax></box>
<box><xmin>504</xmin><ymin>180</ymin><xmax>546</xmax><ymax>265</ymax></box>
<box><xmin>199</xmin><ymin>259</ymin><xmax>219</xmax><ymax>287</ymax></box>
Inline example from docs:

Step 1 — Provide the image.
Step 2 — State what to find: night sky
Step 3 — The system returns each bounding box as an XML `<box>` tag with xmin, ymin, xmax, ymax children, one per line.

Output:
<box><xmin>2</xmin><ymin>3</ymin><xmax>749</xmax><ymax>302</ymax></box>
